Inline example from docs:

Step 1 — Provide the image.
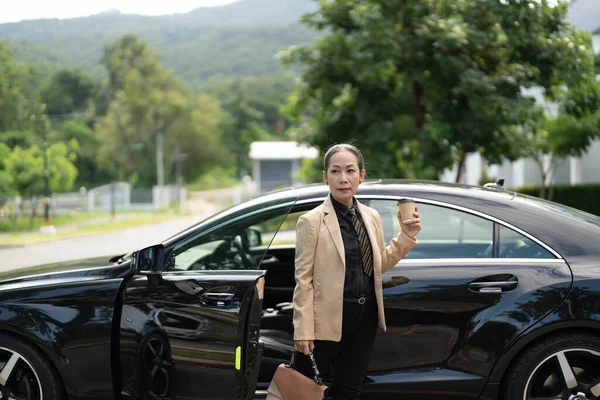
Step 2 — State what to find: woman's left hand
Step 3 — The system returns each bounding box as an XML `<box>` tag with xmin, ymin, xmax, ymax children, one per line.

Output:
<box><xmin>398</xmin><ymin>205</ymin><xmax>421</xmax><ymax>239</ymax></box>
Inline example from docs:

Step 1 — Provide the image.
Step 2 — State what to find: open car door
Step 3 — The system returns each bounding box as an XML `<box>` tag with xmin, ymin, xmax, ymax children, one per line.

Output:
<box><xmin>117</xmin><ymin>252</ymin><xmax>265</xmax><ymax>400</ymax></box>
<box><xmin>120</xmin><ymin>199</ymin><xmax>298</xmax><ymax>398</ymax></box>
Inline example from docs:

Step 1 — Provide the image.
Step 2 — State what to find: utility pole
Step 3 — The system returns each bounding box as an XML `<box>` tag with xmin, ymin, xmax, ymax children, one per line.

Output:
<box><xmin>110</xmin><ymin>180</ymin><xmax>116</xmax><ymax>221</ymax></box>
<box><xmin>172</xmin><ymin>146</ymin><xmax>188</xmax><ymax>215</ymax></box>
<box><xmin>156</xmin><ymin>130</ymin><xmax>164</xmax><ymax>187</ymax></box>
<box><xmin>173</xmin><ymin>146</ymin><xmax>188</xmax><ymax>186</ymax></box>
<box><xmin>38</xmin><ymin>109</ymin><xmax>56</xmax><ymax>234</ymax></box>
<box><xmin>156</xmin><ymin>130</ymin><xmax>165</xmax><ymax>209</ymax></box>
<box><xmin>32</xmin><ymin>109</ymin><xmax>89</xmax><ymax>234</ymax></box>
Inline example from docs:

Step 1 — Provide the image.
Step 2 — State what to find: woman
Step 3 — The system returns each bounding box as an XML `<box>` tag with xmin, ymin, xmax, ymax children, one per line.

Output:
<box><xmin>292</xmin><ymin>143</ymin><xmax>421</xmax><ymax>399</ymax></box>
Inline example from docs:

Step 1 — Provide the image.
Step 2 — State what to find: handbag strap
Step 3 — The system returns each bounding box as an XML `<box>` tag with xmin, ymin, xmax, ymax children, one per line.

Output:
<box><xmin>289</xmin><ymin>350</ymin><xmax>324</xmax><ymax>385</ymax></box>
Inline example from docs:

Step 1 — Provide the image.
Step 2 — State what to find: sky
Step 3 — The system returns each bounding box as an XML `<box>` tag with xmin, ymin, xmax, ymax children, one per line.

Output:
<box><xmin>0</xmin><ymin>0</ymin><xmax>240</xmax><ymax>24</ymax></box>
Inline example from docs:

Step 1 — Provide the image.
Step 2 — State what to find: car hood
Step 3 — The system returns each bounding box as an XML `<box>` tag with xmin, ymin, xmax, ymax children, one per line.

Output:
<box><xmin>0</xmin><ymin>255</ymin><xmax>132</xmax><ymax>290</ymax></box>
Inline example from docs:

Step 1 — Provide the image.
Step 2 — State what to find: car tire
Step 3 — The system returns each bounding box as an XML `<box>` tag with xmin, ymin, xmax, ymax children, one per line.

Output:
<box><xmin>0</xmin><ymin>333</ymin><xmax>65</xmax><ymax>400</ymax></box>
<box><xmin>504</xmin><ymin>333</ymin><xmax>600</xmax><ymax>400</ymax></box>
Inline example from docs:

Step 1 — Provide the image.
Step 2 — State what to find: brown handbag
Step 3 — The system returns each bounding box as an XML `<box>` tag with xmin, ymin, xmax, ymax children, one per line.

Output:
<box><xmin>266</xmin><ymin>350</ymin><xmax>329</xmax><ymax>400</ymax></box>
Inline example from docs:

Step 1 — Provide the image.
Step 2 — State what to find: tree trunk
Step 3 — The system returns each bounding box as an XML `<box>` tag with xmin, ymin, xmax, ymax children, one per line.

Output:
<box><xmin>539</xmin><ymin>167</ymin><xmax>549</xmax><ymax>199</ymax></box>
<box><xmin>539</xmin><ymin>180</ymin><xmax>547</xmax><ymax>199</ymax></box>
<box><xmin>534</xmin><ymin>155</ymin><xmax>548</xmax><ymax>199</ymax></box>
<box><xmin>546</xmin><ymin>156</ymin><xmax>555</xmax><ymax>201</ymax></box>
<box><xmin>548</xmin><ymin>184</ymin><xmax>554</xmax><ymax>201</ymax></box>
<box><xmin>156</xmin><ymin>130</ymin><xmax>164</xmax><ymax>187</ymax></box>
<box><xmin>455</xmin><ymin>151</ymin><xmax>467</xmax><ymax>183</ymax></box>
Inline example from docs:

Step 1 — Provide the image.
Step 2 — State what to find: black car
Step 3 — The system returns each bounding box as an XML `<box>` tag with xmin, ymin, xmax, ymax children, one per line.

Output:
<box><xmin>1</xmin><ymin>180</ymin><xmax>600</xmax><ymax>400</ymax></box>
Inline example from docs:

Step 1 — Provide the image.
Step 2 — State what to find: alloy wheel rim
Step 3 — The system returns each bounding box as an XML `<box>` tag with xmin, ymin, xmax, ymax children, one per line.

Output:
<box><xmin>144</xmin><ymin>336</ymin><xmax>172</xmax><ymax>398</ymax></box>
<box><xmin>524</xmin><ymin>348</ymin><xmax>600</xmax><ymax>400</ymax></box>
<box><xmin>0</xmin><ymin>346</ymin><xmax>43</xmax><ymax>400</ymax></box>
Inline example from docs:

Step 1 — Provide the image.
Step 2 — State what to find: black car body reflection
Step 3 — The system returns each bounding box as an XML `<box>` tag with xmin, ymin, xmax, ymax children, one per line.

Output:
<box><xmin>1</xmin><ymin>180</ymin><xmax>600</xmax><ymax>400</ymax></box>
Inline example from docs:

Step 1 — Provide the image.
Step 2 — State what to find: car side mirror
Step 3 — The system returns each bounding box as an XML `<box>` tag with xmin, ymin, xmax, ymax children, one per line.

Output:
<box><xmin>131</xmin><ymin>244</ymin><xmax>165</xmax><ymax>274</ymax></box>
<box><xmin>245</xmin><ymin>228</ymin><xmax>262</xmax><ymax>247</ymax></box>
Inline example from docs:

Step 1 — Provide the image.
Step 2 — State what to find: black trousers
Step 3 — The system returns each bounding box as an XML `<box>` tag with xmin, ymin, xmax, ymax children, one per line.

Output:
<box><xmin>295</xmin><ymin>298</ymin><xmax>378</xmax><ymax>400</ymax></box>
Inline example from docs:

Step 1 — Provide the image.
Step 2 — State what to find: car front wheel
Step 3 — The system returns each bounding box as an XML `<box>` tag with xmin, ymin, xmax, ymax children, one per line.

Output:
<box><xmin>504</xmin><ymin>333</ymin><xmax>600</xmax><ymax>400</ymax></box>
<box><xmin>0</xmin><ymin>334</ymin><xmax>64</xmax><ymax>400</ymax></box>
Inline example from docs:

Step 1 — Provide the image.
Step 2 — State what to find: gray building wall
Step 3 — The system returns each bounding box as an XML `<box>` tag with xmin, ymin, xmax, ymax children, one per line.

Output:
<box><xmin>580</xmin><ymin>140</ymin><xmax>600</xmax><ymax>182</ymax></box>
<box><xmin>522</xmin><ymin>158</ymin><xmax>544</xmax><ymax>187</ymax></box>
<box><xmin>567</xmin><ymin>0</ymin><xmax>600</xmax><ymax>32</ymax></box>
<box><xmin>553</xmin><ymin>159</ymin><xmax>571</xmax><ymax>185</ymax></box>
<box><xmin>259</xmin><ymin>160</ymin><xmax>293</xmax><ymax>193</ymax></box>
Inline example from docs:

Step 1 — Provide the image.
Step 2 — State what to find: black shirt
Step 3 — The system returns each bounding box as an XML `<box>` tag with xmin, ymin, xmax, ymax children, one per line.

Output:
<box><xmin>330</xmin><ymin>194</ymin><xmax>374</xmax><ymax>298</ymax></box>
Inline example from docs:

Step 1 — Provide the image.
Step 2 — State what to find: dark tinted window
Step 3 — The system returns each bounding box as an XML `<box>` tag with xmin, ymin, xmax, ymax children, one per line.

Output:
<box><xmin>498</xmin><ymin>225</ymin><xmax>555</xmax><ymax>259</ymax></box>
<box><xmin>369</xmin><ymin>200</ymin><xmax>493</xmax><ymax>259</ymax></box>
<box><xmin>169</xmin><ymin>204</ymin><xmax>294</xmax><ymax>271</ymax></box>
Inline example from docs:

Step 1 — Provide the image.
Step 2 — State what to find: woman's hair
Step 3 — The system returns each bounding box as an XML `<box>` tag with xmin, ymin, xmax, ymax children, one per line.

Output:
<box><xmin>323</xmin><ymin>143</ymin><xmax>365</xmax><ymax>171</ymax></box>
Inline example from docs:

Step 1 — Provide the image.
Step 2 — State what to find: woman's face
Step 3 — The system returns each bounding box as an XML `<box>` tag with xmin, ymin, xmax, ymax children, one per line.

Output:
<box><xmin>323</xmin><ymin>150</ymin><xmax>366</xmax><ymax>207</ymax></box>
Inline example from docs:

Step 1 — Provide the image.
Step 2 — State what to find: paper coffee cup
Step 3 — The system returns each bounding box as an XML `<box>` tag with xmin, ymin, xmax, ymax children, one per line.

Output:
<box><xmin>397</xmin><ymin>198</ymin><xmax>415</xmax><ymax>224</ymax></box>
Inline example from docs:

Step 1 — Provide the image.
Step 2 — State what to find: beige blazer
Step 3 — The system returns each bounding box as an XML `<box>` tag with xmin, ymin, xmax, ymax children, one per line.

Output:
<box><xmin>292</xmin><ymin>195</ymin><xmax>417</xmax><ymax>342</ymax></box>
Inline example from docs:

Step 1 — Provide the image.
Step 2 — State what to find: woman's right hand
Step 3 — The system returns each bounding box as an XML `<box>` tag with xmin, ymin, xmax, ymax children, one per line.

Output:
<box><xmin>294</xmin><ymin>340</ymin><xmax>315</xmax><ymax>355</ymax></box>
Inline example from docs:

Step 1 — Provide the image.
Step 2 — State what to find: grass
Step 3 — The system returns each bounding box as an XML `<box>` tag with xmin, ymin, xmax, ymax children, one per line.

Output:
<box><xmin>0</xmin><ymin>211</ymin><xmax>108</xmax><ymax>233</ymax></box>
<box><xmin>0</xmin><ymin>210</ymin><xmax>178</xmax><ymax>246</ymax></box>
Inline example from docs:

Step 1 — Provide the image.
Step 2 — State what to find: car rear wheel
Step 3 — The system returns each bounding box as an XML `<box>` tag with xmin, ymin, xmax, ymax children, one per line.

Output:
<box><xmin>504</xmin><ymin>333</ymin><xmax>600</xmax><ymax>400</ymax></box>
<box><xmin>0</xmin><ymin>334</ymin><xmax>64</xmax><ymax>400</ymax></box>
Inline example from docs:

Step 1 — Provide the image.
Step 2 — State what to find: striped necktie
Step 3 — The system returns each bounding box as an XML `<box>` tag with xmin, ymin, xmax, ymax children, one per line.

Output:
<box><xmin>348</xmin><ymin>207</ymin><xmax>373</xmax><ymax>276</ymax></box>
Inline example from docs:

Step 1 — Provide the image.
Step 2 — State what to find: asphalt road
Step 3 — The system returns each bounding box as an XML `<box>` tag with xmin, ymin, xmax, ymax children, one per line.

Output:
<box><xmin>0</xmin><ymin>215</ymin><xmax>207</xmax><ymax>271</ymax></box>
<box><xmin>0</xmin><ymin>189</ymin><xmax>235</xmax><ymax>272</ymax></box>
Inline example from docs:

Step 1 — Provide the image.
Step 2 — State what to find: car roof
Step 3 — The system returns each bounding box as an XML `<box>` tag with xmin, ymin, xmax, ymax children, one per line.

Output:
<box><xmin>259</xmin><ymin>179</ymin><xmax>517</xmax><ymax>204</ymax></box>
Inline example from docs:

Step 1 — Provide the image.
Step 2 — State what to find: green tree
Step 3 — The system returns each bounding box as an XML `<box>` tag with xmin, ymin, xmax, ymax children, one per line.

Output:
<box><xmin>5</xmin><ymin>142</ymin><xmax>78</xmax><ymax>223</ymax></box>
<box><xmin>282</xmin><ymin>0</ymin><xmax>597</xmax><ymax>181</ymax></box>
<box><xmin>510</xmin><ymin>31</ymin><xmax>600</xmax><ymax>199</ymax></box>
<box><xmin>97</xmin><ymin>35</ymin><xmax>188</xmax><ymax>186</ymax></box>
<box><xmin>165</xmin><ymin>94</ymin><xmax>231</xmax><ymax>183</ymax></box>
<box><xmin>198</xmin><ymin>72</ymin><xmax>299</xmax><ymax>135</ymax></box>
<box><xmin>523</xmin><ymin>106</ymin><xmax>600</xmax><ymax>199</ymax></box>
<box><xmin>0</xmin><ymin>42</ymin><xmax>40</xmax><ymax>133</ymax></box>
<box><xmin>41</xmin><ymin>68</ymin><xmax>97</xmax><ymax>116</ymax></box>
<box><xmin>0</xmin><ymin>130</ymin><xmax>39</xmax><ymax>149</ymax></box>
<box><xmin>49</xmin><ymin>120</ymin><xmax>110</xmax><ymax>187</ymax></box>
<box><xmin>296</xmin><ymin>157</ymin><xmax>324</xmax><ymax>185</ymax></box>
<box><xmin>97</xmin><ymin>35</ymin><xmax>230</xmax><ymax>186</ymax></box>
<box><xmin>221</xmin><ymin>82</ymin><xmax>271</xmax><ymax>177</ymax></box>
<box><xmin>102</xmin><ymin>35</ymin><xmax>162</xmax><ymax>94</ymax></box>
<box><xmin>0</xmin><ymin>143</ymin><xmax>15</xmax><ymax>207</ymax></box>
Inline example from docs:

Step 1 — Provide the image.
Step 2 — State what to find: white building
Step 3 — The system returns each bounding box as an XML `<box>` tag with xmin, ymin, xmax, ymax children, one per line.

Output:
<box><xmin>249</xmin><ymin>141</ymin><xmax>319</xmax><ymax>194</ymax></box>
<box><xmin>441</xmin><ymin>0</ymin><xmax>600</xmax><ymax>188</ymax></box>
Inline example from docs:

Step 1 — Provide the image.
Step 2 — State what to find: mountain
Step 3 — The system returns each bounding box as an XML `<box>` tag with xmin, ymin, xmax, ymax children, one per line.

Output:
<box><xmin>0</xmin><ymin>0</ymin><xmax>320</xmax><ymax>83</ymax></box>
<box><xmin>181</xmin><ymin>0</ymin><xmax>318</xmax><ymax>25</ymax></box>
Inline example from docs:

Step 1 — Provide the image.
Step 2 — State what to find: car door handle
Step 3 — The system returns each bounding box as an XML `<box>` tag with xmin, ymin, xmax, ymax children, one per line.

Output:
<box><xmin>201</xmin><ymin>285</ymin><xmax>236</xmax><ymax>304</ymax></box>
<box><xmin>202</xmin><ymin>292</ymin><xmax>235</xmax><ymax>302</ymax></box>
<box><xmin>469</xmin><ymin>275</ymin><xmax>518</xmax><ymax>293</ymax></box>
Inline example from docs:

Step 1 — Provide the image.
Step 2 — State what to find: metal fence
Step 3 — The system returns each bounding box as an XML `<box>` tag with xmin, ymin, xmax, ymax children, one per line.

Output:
<box><xmin>2</xmin><ymin>182</ymin><xmax>188</xmax><ymax>216</ymax></box>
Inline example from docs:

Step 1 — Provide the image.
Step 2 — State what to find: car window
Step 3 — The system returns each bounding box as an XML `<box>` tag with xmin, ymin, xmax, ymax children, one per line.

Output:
<box><xmin>369</xmin><ymin>200</ymin><xmax>493</xmax><ymax>259</ymax></box>
<box><xmin>270</xmin><ymin>210</ymin><xmax>308</xmax><ymax>246</ymax></box>
<box><xmin>498</xmin><ymin>225</ymin><xmax>555</xmax><ymax>259</ymax></box>
<box><xmin>168</xmin><ymin>204</ymin><xmax>294</xmax><ymax>271</ymax></box>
